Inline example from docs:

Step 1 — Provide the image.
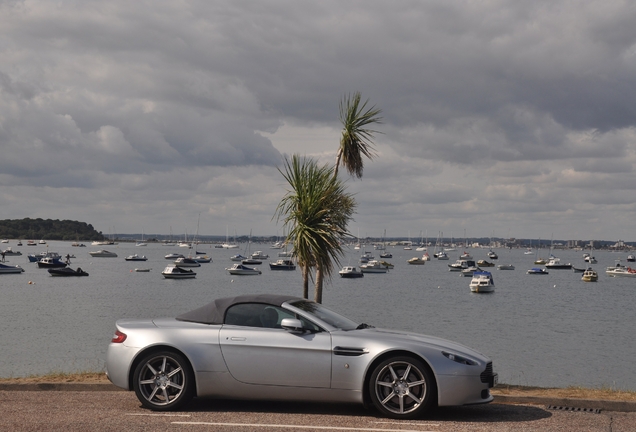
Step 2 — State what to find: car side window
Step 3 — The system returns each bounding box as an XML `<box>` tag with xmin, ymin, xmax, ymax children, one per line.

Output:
<box><xmin>225</xmin><ymin>303</ymin><xmax>291</xmax><ymax>328</ymax></box>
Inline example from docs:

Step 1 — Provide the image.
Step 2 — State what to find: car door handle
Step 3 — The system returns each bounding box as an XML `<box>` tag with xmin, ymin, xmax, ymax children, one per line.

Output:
<box><xmin>229</xmin><ymin>337</ymin><xmax>246</xmax><ymax>341</ymax></box>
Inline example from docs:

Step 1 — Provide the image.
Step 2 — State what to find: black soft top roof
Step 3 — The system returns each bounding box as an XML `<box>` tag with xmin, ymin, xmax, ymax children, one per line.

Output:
<box><xmin>175</xmin><ymin>293</ymin><xmax>305</xmax><ymax>324</ymax></box>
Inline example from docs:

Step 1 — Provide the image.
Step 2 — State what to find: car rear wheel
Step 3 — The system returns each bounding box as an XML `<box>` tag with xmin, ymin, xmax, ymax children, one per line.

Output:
<box><xmin>369</xmin><ymin>356</ymin><xmax>436</xmax><ymax>419</ymax></box>
<box><xmin>133</xmin><ymin>350</ymin><xmax>194</xmax><ymax>411</ymax></box>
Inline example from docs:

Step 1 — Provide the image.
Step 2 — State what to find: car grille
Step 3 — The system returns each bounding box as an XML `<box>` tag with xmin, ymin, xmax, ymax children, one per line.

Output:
<box><xmin>480</xmin><ymin>362</ymin><xmax>493</xmax><ymax>383</ymax></box>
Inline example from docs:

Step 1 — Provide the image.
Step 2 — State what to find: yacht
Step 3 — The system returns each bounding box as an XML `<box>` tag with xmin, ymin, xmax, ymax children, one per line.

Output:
<box><xmin>360</xmin><ymin>260</ymin><xmax>389</xmax><ymax>273</ymax></box>
<box><xmin>469</xmin><ymin>271</ymin><xmax>495</xmax><ymax>293</ymax></box>
<box><xmin>339</xmin><ymin>266</ymin><xmax>364</xmax><ymax>278</ymax></box>
<box><xmin>125</xmin><ymin>254</ymin><xmax>148</xmax><ymax>261</ymax></box>
<box><xmin>161</xmin><ymin>266</ymin><xmax>196</xmax><ymax>279</ymax></box>
<box><xmin>226</xmin><ymin>263</ymin><xmax>261</xmax><ymax>275</ymax></box>
<box><xmin>89</xmin><ymin>250</ymin><xmax>118</xmax><ymax>258</ymax></box>
<box><xmin>174</xmin><ymin>257</ymin><xmax>201</xmax><ymax>268</ymax></box>
<box><xmin>269</xmin><ymin>259</ymin><xmax>296</xmax><ymax>270</ymax></box>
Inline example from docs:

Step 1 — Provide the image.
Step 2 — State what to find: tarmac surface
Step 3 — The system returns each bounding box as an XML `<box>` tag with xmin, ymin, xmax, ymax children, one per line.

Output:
<box><xmin>1</xmin><ymin>383</ymin><xmax>636</xmax><ymax>431</ymax></box>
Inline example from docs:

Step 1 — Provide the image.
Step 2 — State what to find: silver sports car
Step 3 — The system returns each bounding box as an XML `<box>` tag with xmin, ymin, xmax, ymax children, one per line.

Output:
<box><xmin>106</xmin><ymin>294</ymin><xmax>497</xmax><ymax>419</ymax></box>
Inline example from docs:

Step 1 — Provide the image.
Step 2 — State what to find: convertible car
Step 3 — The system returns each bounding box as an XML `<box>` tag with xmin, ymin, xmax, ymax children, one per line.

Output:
<box><xmin>105</xmin><ymin>294</ymin><xmax>497</xmax><ymax>419</ymax></box>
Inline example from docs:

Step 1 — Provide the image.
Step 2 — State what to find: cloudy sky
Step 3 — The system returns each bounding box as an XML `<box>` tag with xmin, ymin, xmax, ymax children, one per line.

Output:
<box><xmin>1</xmin><ymin>0</ymin><xmax>636</xmax><ymax>242</ymax></box>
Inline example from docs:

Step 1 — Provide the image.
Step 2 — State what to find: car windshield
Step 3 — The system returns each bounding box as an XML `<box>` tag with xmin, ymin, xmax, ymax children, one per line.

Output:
<box><xmin>289</xmin><ymin>300</ymin><xmax>359</xmax><ymax>330</ymax></box>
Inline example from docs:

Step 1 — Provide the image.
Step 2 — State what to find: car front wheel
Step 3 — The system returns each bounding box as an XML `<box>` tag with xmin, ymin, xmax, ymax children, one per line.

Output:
<box><xmin>133</xmin><ymin>350</ymin><xmax>194</xmax><ymax>411</ymax></box>
<box><xmin>369</xmin><ymin>356</ymin><xmax>436</xmax><ymax>419</ymax></box>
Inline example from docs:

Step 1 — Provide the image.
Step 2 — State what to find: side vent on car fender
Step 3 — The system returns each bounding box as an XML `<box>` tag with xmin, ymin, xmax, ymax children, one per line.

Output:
<box><xmin>333</xmin><ymin>346</ymin><xmax>368</xmax><ymax>356</ymax></box>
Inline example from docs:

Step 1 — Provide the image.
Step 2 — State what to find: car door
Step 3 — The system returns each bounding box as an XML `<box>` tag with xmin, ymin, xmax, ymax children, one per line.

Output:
<box><xmin>219</xmin><ymin>303</ymin><xmax>332</xmax><ymax>388</ymax></box>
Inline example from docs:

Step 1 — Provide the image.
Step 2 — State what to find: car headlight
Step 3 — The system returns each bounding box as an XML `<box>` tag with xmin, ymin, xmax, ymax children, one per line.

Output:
<box><xmin>442</xmin><ymin>351</ymin><xmax>477</xmax><ymax>366</ymax></box>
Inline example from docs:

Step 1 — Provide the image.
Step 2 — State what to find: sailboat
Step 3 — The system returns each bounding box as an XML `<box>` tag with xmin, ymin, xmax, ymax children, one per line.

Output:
<box><xmin>416</xmin><ymin>230</ymin><xmax>427</xmax><ymax>251</ymax></box>
<box><xmin>222</xmin><ymin>226</ymin><xmax>239</xmax><ymax>249</ymax></box>
<box><xmin>136</xmin><ymin>229</ymin><xmax>147</xmax><ymax>247</ymax></box>
<box><xmin>162</xmin><ymin>226</ymin><xmax>176</xmax><ymax>246</ymax></box>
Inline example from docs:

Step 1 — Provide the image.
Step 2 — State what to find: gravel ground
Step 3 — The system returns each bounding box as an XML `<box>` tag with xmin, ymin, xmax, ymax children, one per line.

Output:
<box><xmin>2</xmin><ymin>390</ymin><xmax>636</xmax><ymax>432</ymax></box>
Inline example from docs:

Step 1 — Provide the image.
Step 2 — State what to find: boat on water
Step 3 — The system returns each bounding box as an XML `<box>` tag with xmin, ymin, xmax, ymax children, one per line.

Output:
<box><xmin>448</xmin><ymin>260</ymin><xmax>475</xmax><ymax>272</ymax></box>
<box><xmin>545</xmin><ymin>257</ymin><xmax>572</xmax><ymax>269</ymax></box>
<box><xmin>359</xmin><ymin>251</ymin><xmax>374</xmax><ymax>263</ymax></box>
<box><xmin>27</xmin><ymin>251</ymin><xmax>62</xmax><ymax>262</ymax></box>
<box><xmin>581</xmin><ymin>268</ymin><xmax>598</xmax><ymax>282</ymax></box>
<box><xmin>469</xmin><ymin>271</ymin><xmax>495</xmax><ymax>293</ymax></box>
<box><xmin>571</xmin><ymin>266</ymin><xmax>586</xmax><ymax>273</ymax></box>
<box><xmin>89</xmin><ymin>250</ymin><xmax>118</xmax><ymax>258</ymax></box>
<box><xmin>497</xmin><ymin>264</ymin><xmax>515</xmax><ymax>270</ymax></box>
<box><xmin>407</xmin><ymin>256</ymin><xmax>427</xmax><ymax>265</ymax></box>
<box><xmin>125</xmin><ymin>254</ymin><xmax>148</xmax><ymax>261</ymax></box>
<box><xmin>360</xmin><ymin>260</ymin><xmax>389</xmax><ymax>273</ymax></box>
<box><xmin>48</xmin><ymin>267</ymin><xmax>89</xmax><ymax>277</ymax></box>
<box><xmin>162</xmin><ymin>266</ymin><xmax>196</xmax><ymax>279</ymax></box>
<box><xmin>339</xmin><ymin>266</ymin><xmax>363</xmax><ymax>278</ymax></box>
<box><xmin>269</xmin><ymin>259</ymin><xmax>296</xmax><ymax>270</ymax></box>
<box><xmin>164</xmin><ymin>253</ymin><xmax>185</xmax><ymax>260</ymax></box>
<box><xmin>487</xmin><ymin>250</ymin><xmax>498</xmax><ymax>259</ymax></box>
<box><xmin>627</xmin><ymin>255</ymin><xmax>636</xmax><ymax>262</ymax></box>
<box><xmin>477</xmin><ymin>260</ymin><xmax>495</xmax><ymax>267</ymax></box>
<box><xmin>527</xmin><ymin>267</ymin><xmax>549</xmax><ymax>275</ymax></box>
<box><xmin>26</xmin><ymin>240</ymin><xmax>37</xmax><ymax>246</ymax></box>
<box><xmin>134</xmin><ymin>268</ymin><xmax>151</xmax><ymax>272</ymax></box>
<box><xmin>584</xmin><ymin>255</ymin><xmax>597</xmax><ymax>264</ymax></box>
<box><xmin>251</xmin><ymin>251</ymin><xmax>269</xmax><ymax>260</ymax></box>
<box><xmin>2</xmin><ymin>247</ymin><xmax>21</xmax><ymax>256</ymax></box>
<box><xmin>436</xmin><ymin>251</ymin><xmax>449</xmax><ymax>260</ymax></box>
<box><xmin>230</xmin><ymin>254</ymin><xmax>247</xmax><ymax>262</ymax></box>
<box><xmin>460</xmin><ymin>251</ymin><xmax>473</xmax><ymax>260</ymax></box>
<box><xmin>36</xmin><ymin>257</ymin><xmax>68</xmax><ymax>268</ymax></box>
<box><xmin>0</xmin><ymin>263</ymin><xmax>25</xmax><ymax>274</ymax></box>
<box><xmin>278</xmin><ymin>250</ymin><xmax>294</xmax><ymax>257</ymax></box>
<box><xmin>174</xmin><ymin>257</ymin><xmax>201</xmax><ymax>268</ymax></box>
<box><xmin>193</xmin><ymin>255</ymin><xmax>212</xmax><ymax>263</ymax></box>
<box><xmin>0</xmin><ymin>239</ymin><xmax>8</xmax><ymax>243</ymax></box>
<box><xmin>226</xmin><ymin>263</ymin><xmax>261</xmax><ymax>275</ymax></box>
<box><xmin>606</xmin><ymin>267</ymin><xmax>636</xmax><ymax>278</ymax></box>
<box><xmin>379</xmin><ymin>251</ymin><xmax>393</xmax><ymax>259</ymax></box>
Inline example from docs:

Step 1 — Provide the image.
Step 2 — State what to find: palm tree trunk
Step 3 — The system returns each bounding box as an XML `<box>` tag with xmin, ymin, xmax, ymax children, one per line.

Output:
<box><xmin>302</xmin><ymin>264</ymin><xmax>309</xmax><ymax>299</ymax></box>
<box><xmin>314</xmin><ymin>265</ymin><xmax>324</xmax><ymax>304</ymax></box>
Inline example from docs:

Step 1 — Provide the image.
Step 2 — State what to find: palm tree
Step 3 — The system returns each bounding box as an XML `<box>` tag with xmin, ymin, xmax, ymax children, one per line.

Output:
<box><xmin>275</xmin><ymin>155</ymin><xmax>356</xmax><ymax>303</ymax></box>
<box><xmin>334</xmin><ymin>91</ymin><xmax>383</xmax><ymax>179</ymax></box>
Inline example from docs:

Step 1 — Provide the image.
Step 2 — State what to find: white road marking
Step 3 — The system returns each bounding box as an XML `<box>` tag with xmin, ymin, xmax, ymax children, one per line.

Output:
<box><xmin>172</xmin><ymin>422</ymin><xmax>436</xmax><ymax>431</ymax></box>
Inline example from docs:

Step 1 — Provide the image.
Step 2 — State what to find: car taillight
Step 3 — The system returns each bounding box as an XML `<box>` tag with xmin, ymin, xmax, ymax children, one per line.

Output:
<box><xmin>111</xmin><ymin>330</ymin><xmax>127</xmax><ymax>343</ymax></box>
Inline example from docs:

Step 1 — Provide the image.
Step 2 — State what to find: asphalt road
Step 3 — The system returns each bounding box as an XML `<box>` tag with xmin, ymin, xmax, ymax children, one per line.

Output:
<box><xmin>2</xmin><ymin>390</ymin><xmax>636</xmax><ymax>431</ymax></box>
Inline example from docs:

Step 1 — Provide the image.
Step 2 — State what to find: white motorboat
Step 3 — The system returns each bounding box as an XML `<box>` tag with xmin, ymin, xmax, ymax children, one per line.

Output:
<box><xmin>0</xmin><ymin>263</ymin><xmax>25</xmax><ymax>274</ymax></box>
<box><xmin>360</xmin><ymin>260</ymin><xmax>389</xmax><ymax>273</ymax></box>
<box><xmin>164</xmin><ymin>253</ymin><xmax>185</xmax><ymax>260</ymax></box>
<box><xmin>125</xmin><ymin>254</ymin><xmax>148</xmax><ymax>261</ymax></box>
<box><xmin>436</xmin><ymin>251</ymin><xmax>449</xmax><ymax>260</ymax></box>
<box><xmin>193</xmin><ymin>255</ymin><xmax>212</xmax><ymax>263</ymax></box>
<box><xmin>161</xmin><ymin>266</ymin><xmax>196</xmax><ymax>279</ymax></box>
<box><xmin>226</xmin><ymin>263</ymin><xmax>261</xmax><ymax>275</ymax></box>
<box><xmin>39</xmin><ymin>239</ymin><xmax>46</xmax><ymax>244</ymax></box>
<box><xmin>460</xmin><ymin>251</ymin><xmax>473</xmax><ymax>260</ymax></box>
<box><xmin>606</xmin><ymin>267</ymin><xmax>636</xmax><ymax>277</ymax></box>
<box><xmin>497</xmin><ymin>264</ymin><xmax>515</xmax><ymax>270</ymax></box>
<box><xmin>2</xmin><ymin>247</ymin><xmax>22</xmax><ymax>256</ymax></box>
<box><xmin>407</xmin><ymin>256</ymin><xmax>426</xmax><ymax>265</ymax></box>
<box><xmin>242</xmin><ymin>258</ymin><xmax>262</xmax><ymax>265</ymax></box>
<box><xmin>174</xmin><ymin>257</ymin><xmax>201</xmax><ymax>268</ymax></box>
<box><xmin>449</xmin><ymin>259</ymin><xmax>475</xmax><ymax>272</ymax></box>
<box><xmin>230</xmin><ymin>254</ymin><xmax>247</xmax><ymax>262</ymax></box>
<box><xmin>469</xmin><ymin>271</ymin><xmax>495</xmax><ymax>293</ymax></box>
<box><xmin>269</xmin><ymin>259</ymin><xmax>296</xmax><ymax>270</ymax></box>
<box><xmin>627</xmin><ymin>255</ymin><xmax>636</xmax><ymax>262</ymax></box>
<box><xmin>339</xmin><ymin>266</ymin><xmax>364</xmax><ymax>278</ymax></box>
<box><xmin>584</xmin><ymin>255</ymin><xmax>597</xmax><ymax>264</ymax></box>
<box><xmin>487</xmin><ymin>250</ymin><xmax>498</xmax><ymax>259</ymax></box>
<box><xmin>545</xmin><ymin>257</ymin><xmax>572</xmax><ymax>269</ymax></box>
<box><xmin>0</xmin><ymin>239</ymin><xmax>8</xmax><ymax>243</ymax></box>
<box><xmin>89</xmin><ymin>249</ymin><xmax>118</xmax><ymax>258</ymax></box>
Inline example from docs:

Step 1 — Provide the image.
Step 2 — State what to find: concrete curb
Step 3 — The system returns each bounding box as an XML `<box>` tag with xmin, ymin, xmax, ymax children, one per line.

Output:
<box><xmin>495</xmin><ymin>395</ymin><xmax>636</xmax><ymax>413</ymax></box>
<box><xmin>1</xmin><ymin>383</ymin><xmax>635</xmax><ymax>413</ymax></box>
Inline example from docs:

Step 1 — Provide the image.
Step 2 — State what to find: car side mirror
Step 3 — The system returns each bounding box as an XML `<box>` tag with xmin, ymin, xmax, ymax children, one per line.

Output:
<box><xmin>280</xmin><ymin>318</ymin><xmax>304</xmax><ymax>333</ymax></box>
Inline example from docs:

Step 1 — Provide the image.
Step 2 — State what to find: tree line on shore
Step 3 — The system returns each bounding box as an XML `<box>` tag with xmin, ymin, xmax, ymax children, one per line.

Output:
<box><xmin>0</xmin><ymin>218</ymin><xmax>104</xmax><ymax>241</ymax></box>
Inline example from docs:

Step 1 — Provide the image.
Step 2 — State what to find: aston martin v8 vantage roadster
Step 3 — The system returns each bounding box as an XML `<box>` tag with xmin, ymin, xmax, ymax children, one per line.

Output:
<box><xmin>106</xmin><ymin>294</ymin><xmax>497</xmax><ymax>419</ymax></box>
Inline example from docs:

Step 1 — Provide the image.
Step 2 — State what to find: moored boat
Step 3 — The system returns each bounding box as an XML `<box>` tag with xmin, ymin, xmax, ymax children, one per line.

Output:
<box><xmin>48</xmin><ymin>267</ymin><xmax>89</xmax><ymax>277</ymax></box>
<box><xmin>162</xmin><ymin>266</ymin><xmax>196</xmax><ymax>279</ymax></box>
<box><xmin>339</xmin><ymin>266</ymin><xmax>363</xmax><ymax>278</ymax></box>
<box><xmin>174</xmin><ymin>257</ymin><xmax>201</xmax><ymax>268</ymax></box>
<box><xmin>527</xmin><ymin>267</ymin><xmax>549</xmax><ymax>275</ymax></box>
<box><xmin>269</xmin><ymin>259</ymin><xmax>296</xmax><ymax>270</ymax></box>
<box><xmin>581</xmin><ymin>268</ymin><xmax>598</xmax><ymax>282</ymax></box>
<box><xmin>497</xmin><ymin>264</ymin><xmax>515</xmax><ymax>270</ymax></box>
<box><xmin>89</xmin><ymin>250</ymin><xmax>118</xmax><ymax>258</ymax></box>
<box><xmin>36</xmin><ymin>257</ymin><xmax>68</xmax><ymax>268</ymax></box>
<box><xmin>469</xmin><ymin>271</ymin><xmax>495</xmax><ymax>293</ymax></box>
<box><xmin>0</xmin><ymin>263</ymin><xmax>25</xmax><ymax>274</ymax></box>
<box><xmin>125</xmin><ymin>254</ymin><xmax>148</xmax><ymax>261</ymax></box>
<box><xmin>605</xmin><ymin>267</ymin><xmax>636</xmax><ymax>278</ymax></box>
<box><xmin>226</xmin><ymin>263</ymin><xmax>261</xmax><ymax>275</ymax></box>
<box><xmin>360</xmin><ymin>260</ymin><xmax>389</xmax><ymax>273</ymax></box>
<box><xmin>407</xmin><ymin>256</ymin><xmax>427</xmax><ymax>265</ymax></box>
<box><xmin>544</xmin><ymin>257</ymin><xmax>572</xmax><ymax>269</ymax></box>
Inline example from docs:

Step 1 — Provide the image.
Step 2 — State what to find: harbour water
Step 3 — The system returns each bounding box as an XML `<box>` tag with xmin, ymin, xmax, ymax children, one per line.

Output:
<box><xmin>1</xmin><ymin>241</ymin><xmax>635</xmax><ymax>391</ymax></box>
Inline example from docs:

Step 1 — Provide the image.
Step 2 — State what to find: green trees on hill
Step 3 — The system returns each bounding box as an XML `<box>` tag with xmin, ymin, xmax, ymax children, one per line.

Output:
<box><xmin>0</xmin><ymin>218</ymin><xmax>104</xmax><ymax>241</ymax></box>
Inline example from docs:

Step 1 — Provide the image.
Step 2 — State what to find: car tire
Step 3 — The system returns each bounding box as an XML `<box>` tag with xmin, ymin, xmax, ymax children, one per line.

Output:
<box><xmin>369</xmin><ymin>356</ymin><xmax>436</xmax><ymax>419</ymax></box>
<box><xmin>133</xmin><ymin>350</ymin><xmax>195</xmax><ymax>411</ymax></box>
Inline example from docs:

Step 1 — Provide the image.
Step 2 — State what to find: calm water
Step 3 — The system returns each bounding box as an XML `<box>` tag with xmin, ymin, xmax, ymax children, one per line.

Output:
<box><xmin>1</xmin><ymin>241</ymin><xmax>634</xmax><ymax>391</ymax></box>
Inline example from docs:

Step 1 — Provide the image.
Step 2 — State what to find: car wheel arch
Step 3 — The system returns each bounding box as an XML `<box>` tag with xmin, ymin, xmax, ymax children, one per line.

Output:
<box><xmin>128</xmin><ymin>345</ymin><xmax>196</xmax><ymax>393</ymax></box>
<box><xmin>362</xmin><ymin>350</ymin><xmax>438</xmax><ymax>411</ymax></box>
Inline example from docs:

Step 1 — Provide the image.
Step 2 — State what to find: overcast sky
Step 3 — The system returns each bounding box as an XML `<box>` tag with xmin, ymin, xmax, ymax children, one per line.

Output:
<box><xmin>1</xmin><ymin>0</ymin><xmax>636</xmax><ymax>242</ymax></box>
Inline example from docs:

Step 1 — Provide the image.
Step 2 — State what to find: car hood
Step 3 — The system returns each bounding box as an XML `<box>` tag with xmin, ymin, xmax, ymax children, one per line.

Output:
<box><xmin>354</xmin><ymin>327</ymin><xmax>489</xmax><ymax>360</ymax></box>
